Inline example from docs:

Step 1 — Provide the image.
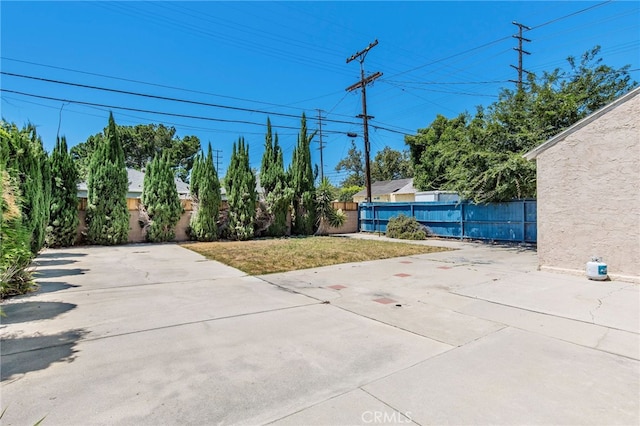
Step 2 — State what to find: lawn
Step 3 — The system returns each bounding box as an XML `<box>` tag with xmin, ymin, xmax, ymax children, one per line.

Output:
<box><xmin>181</xmin><ymin>236</ymin><xmax>452</xmax><ymax>275</ymax></box>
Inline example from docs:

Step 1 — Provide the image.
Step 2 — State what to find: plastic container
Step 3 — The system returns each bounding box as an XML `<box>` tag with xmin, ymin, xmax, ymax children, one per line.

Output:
<box><xmin>586</xmin><ymin>257</ymin><xmax>608</xmax><ymax>281</ymax></box>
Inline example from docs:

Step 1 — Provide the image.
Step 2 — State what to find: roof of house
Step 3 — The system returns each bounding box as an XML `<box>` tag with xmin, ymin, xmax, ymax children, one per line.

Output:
<box><xmin>78</xmin><ymin>168</ymin><xmax>191</xmax><ymax>198</ymax></box>
<box><xmin>353</xmin><ymin>178</ymin><xmax>415</xmax><ymax>198</ymax></box>
<box><xmin>524</xmin><ymin>86</ymin><xmax>640</xmax><ymax>160</ymax></box>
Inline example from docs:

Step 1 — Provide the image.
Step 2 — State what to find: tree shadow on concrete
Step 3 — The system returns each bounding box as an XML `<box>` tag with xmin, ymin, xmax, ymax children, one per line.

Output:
<box><xmin>33</xmin><ymin>268</ymin><xmax>87</xmax><ymax>279</ymax></box>
<box><xmin>1</xmin><ymin>329</ymin><xmax>87</xmax><ymax>381</ymax></box>
<box><xmin>31</xmin><ymin>258</ymin><xmax>78</xmax><ymax>267</ymax></box>
<box><xmin>32</xmin><ymin>281</ymin><xmax>81</xmax><ymax>295</ymax></box>
<box><xmin>0</xmin><ymin>301</ymin><xmax>76</xmax><ymax>324</ymax></box>
<box><xmin>36</xmin><ymin>252</ymin><xmax>88</xmax><ymax>259</ymax></box>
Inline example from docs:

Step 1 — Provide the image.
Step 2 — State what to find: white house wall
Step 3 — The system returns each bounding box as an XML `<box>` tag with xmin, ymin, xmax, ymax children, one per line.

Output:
<box><xmin>536</xmin><ymin>94</ymin><xmax>640</xmax><ymax>282</ymax></box>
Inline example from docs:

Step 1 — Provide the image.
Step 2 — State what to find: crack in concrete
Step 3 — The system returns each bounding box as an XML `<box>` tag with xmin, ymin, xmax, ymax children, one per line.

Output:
<box><xmin>588</xmin><ymin>284</ymin><xmax>634</xmax><ymax>324</ymax></box>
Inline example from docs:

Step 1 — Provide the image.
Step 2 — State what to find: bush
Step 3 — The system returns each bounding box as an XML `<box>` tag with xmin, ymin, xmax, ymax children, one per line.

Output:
<box><xmin>386</xmin><ymin>214</ymin><xmax>429</xmax><ymax>240</ymax></box>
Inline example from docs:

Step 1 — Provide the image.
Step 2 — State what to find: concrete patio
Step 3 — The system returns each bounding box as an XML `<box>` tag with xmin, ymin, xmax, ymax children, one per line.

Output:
<box><xmin>1</xmin><ymin>236</ymin><xmax>638</xmax><ymax>425</ymax></box>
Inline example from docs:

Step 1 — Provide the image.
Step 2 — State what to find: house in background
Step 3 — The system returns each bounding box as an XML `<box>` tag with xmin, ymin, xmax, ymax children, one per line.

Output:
<box><xmin>352</xmin><ymin>178</ymin><xmax>416</xmax><ymax>203</ymax></box>
<box><xmin>524</xmin><ymin>87</ymin><xmax>640</xmax><ymax>283</ymax></box>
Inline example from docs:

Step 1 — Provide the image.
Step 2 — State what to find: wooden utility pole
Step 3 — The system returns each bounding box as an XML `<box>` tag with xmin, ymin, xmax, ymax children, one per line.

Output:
<box><xmin>346</xmin><ymin>40</ymin><xmax>382</xmax><ymax>203</ymax></box>
<box><xmin>317</xmin><ymin>109</ymin><xmax>325</xmax><ymax>180</ymax></box>
<box><xmin>510</xmin><ymin>21</ymin><xmax>531</xmax><ymax>91</ymax></box>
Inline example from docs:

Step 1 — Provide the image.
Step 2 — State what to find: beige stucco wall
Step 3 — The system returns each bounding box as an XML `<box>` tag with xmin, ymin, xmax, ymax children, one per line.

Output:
<box><xmin>325</xmin><ymin>210</ymin><xmax>358</xmax><ymax>234</ymax></box>
<box><xmin>536</xmin><ymin>95</ymin><xmax>640</xmax><ymax>282</ymax></box>
<box><xmin>76</xmin><ymin>199</ymin><xmax>192</xmax><ymax>244</ymax></box>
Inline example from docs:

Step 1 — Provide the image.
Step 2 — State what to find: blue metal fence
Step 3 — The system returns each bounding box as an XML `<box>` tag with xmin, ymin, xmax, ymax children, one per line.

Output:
<box><xmin>359</xmin><ymin>200</ymin><xmax>537</xmax><ymax>243</ymax></box>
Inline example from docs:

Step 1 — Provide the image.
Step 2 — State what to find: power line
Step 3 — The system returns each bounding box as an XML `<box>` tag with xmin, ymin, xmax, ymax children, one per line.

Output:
<box><xmin>529</xmin><ymin>0</ymin><xmax>613</xmax><ymax>30</ymax></box>
<box><xmin>2</xmin><ymin>88</ymin><xmax>410</xmax><ymax>138</ymax></box>
<box><xmin>3</xmin><ymin>70</ymin><xmax>412</xmax><ymax>137</ymax></box>
<box><xmin>1</xmin><ymin>71</ymin><xmax>366</xmax><ymax>127</ymax></box>
<box><xmin>1</xmin><ymin>56</ymin><xmax>358</xmax><ymax>120</ymax></box>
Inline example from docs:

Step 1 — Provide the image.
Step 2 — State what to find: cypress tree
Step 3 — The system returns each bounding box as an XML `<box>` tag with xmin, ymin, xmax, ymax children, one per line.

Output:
<box><xmin>189</xmin><ymin>151</ymin><xmax>204</xmax><ymax>198</ymax></box>
<box><xmin>1</xmin><ymin>123</ymin><xmax>34</xmax><ymax>294</ymax></box>
<box><xmin>46</xmin><ymin>136</ymin><xmax>79</xmax><ymax>247</ymax></box>
<box><xmin>189</xmin><ymin>144</ymin><xmax>221</xmax><ymax>241</ymax></box>
<box><xmin>259</xmin><ymin>119</ymin><xmax>290</xmax><ymax>236</ymax></box>
<box><xmin>141</xmin><ymin>154</ymin><xmax>183</xmax><ymax>242</ymax></box>
<box><xmin>1</xmin><ymin>122</ymin><xmax>49</xmax><ymax>254</ymax></box>
<box><xmin>85</xmin><ymin>112</ymin><xmax>130</xmax><ymax>245</ymax></box>
<box><xmin>289</xmin><ymin>113</ymin><xmax>316</xmax><ymax>235</ymax></box>
<box><xmin>226</xmin><ymin>137</ymin><xmax>256</xmax><ymax>240</ymax></box>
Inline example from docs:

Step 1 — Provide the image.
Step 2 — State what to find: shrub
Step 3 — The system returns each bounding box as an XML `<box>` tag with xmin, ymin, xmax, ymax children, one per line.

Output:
<box><xmin>386</xmin><ymin>214</ymin><xmax>428</xmax><ymax>240</ymax></box>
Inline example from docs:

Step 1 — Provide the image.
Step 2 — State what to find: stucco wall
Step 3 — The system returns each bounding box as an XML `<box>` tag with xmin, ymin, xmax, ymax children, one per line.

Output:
<box><xmin>76</xmin><ymin>199</ymin><xmax>193</xmax><ymax>244</ymax></box>
<box><xmin>536</xmin><ymin>95</ymin><xmax>640</xmax><ymax>282</ymax></box>
<box><xmin>325</xmin><ymin>210</ymin><xmax>358</xmax><ymax>234</ymax></box>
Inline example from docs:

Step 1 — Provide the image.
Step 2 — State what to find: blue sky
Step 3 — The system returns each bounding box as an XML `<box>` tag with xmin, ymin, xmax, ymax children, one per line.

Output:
<box><xmin>2</xmin><ymin>1</ymin><xmax>638</xmax><ymax>184</ymax></box>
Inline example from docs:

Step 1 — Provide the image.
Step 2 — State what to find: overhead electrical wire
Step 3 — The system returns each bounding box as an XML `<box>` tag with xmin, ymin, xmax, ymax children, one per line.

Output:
<box><xmin>0</xmin><ymin>57</ymin><xmax>354</xmax><ymax>119</ymax></box>
<box><xmin>1</xmin><ymin>71</ymin><xmax>364</xmax><ymax>126</ymax></box>
<box><xmin>0</xmin><ymin>88</ymin><xmax>410</xmax><ymax>137</ymax></box>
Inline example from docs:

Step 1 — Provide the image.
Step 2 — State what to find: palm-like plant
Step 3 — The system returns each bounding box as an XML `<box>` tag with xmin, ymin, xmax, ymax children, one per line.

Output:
<box><xmin>315</xmin><ymin>177</ymin><xmax>346</xmax><ymax>236</ymax></box>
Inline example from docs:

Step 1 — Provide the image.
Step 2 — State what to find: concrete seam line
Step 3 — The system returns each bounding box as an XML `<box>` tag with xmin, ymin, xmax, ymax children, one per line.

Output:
<box><xmin>449</xmin><ymin>290</ymin><xmax>639</xmax><ymax>334</ymax></box>
<box><xmin>359</xmin><ymin>326</ymin><xmax>510</xmax><ymax>390</ymax></box>
<box><xmin>359</xmin><ymin>387</ymin><xmax>421</xmax><ymax>426</ymax></box>
<box><xmin>263</xmin><ymin>388</ymin><xmax>363</xmax><ymax>425</ymax></box>
<box><xmin>32</xmin><ymin>275</ymin><xmax>250</xmax><ymax>295</ymax></box>
<box><xmin>3</xmin><ymin>303</ymin><xmax>322</xmax><ymax>354</ymax></box>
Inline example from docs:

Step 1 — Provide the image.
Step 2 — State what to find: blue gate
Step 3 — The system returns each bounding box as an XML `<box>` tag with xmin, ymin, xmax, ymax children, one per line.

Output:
<box><xmin>358</xmin><ymin>200</ymin><xmax>536</xmax><ymax>243</ymax></box>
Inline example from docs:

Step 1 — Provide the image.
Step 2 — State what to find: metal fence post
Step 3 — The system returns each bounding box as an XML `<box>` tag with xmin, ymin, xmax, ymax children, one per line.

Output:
<box><xmin>459</xmin><ymin>202</ymin><xmax>464</xmax><ymax>240</ymax></box>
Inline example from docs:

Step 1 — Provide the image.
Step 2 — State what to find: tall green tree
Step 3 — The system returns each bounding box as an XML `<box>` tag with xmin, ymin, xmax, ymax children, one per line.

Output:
<box><xmin>0</xmin><ymin>123</ymin><xmax>35</xmax><ymax>295</ymax></box>
<box><xmin>259</xmin><ymin>118</ymin><xmax>291</xmax><ymax>236</ymax></box>
<box><xmin>0</xmin><ymin>121</ymin><xmax>50</xmax><ymax>254</ymax></box>
<box><xmin>335</xmin><ymin>140</ymin><xmax>365</xmax><ymax>187</ymax></box>
<box><xmin>72</xmin><ymin>123</ymin><xmax>200</xmax><ymax>182</ymax></box>
<box><xmin>226</xmin><ymin>138</ymin><xmax>256</xmax><ymax>240</ymax></box>
<box><xmin>406</xmin><ymin>47</ymin><xmax>636</xmax><ymax>203</ymax></box>
<box><xmin>288</xmin><ymin>113</ymin><xmax>316</xmax><ymax>235</ymax></box>
<box><xmin>370</xmin><ymin>147</ymin><xmax>413</xmax><ymax>182</ymax></box>
<box><xmin>141</xmin><ymin>154</ymin><xmax>183</xmax><ymax>242</ymax></box>
<box><xmin>190</xmin><ymin>144</ymin><xmax>221</xmax><ymax>241</ymax></box>
<box><xmin>85</xmin><ymin>112</ymin><xmax>130</xmax><ymax>245</ymax></box>
<box><xmin>46</xmin><ymin>136</ymin><xmax>79</xmax><ymax>247</ymax></box>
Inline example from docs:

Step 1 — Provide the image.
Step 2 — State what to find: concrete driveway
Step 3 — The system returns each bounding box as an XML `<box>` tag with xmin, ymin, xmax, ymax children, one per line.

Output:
<box><xmin>1</xmin><ymin>236</ymin><xmax>638</xmax><ymax>425</ymax></box>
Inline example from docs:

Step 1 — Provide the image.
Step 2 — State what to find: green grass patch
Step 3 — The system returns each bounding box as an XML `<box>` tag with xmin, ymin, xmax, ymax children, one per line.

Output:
<box><xmin>181</xmin><ymin>236</ymin><xmax>452</xmax><ymax>275</ymax></box>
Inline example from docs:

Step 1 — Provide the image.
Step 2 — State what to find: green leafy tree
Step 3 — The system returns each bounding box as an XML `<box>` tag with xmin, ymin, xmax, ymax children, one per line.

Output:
<box><xmin>315</xmin><ymin>177</ymin><xmax>345</xmax><ymax>235</ymax></box>
<box><xmin>370</xmin><ymin>146</ymin><xmax>413</xmax><ymax>182</ymax></box>
<box><xmin>0</xmin><ymin>124</ymin><xmax>34</xmax><ymax>296</ymax></box>
<box><xmin>190</xmin><ymin>144</ymin><xmax>221</xmax><ymax>241</ymax></box>
<box><xmin>85</xmin><ymin>112</ymin><xmax>130</xmax><ymax>245</ymax></box>
<box><xmin>141</xmin><ymin>154</ymin><xmax>183</xmax><ymax>242</ymax></box>
<box><xmin>46</xmin><ymin>136</ymin><xmax>79</xmax><ymax>247</ymax></box>
<box><xmin>72</xmin><ymin>123</ymin><xmax>200</xmax><ymax>182</ymax></box>
<box><xmin>407</xmin><ymin>47</ymin><xmax>636</xmax><ymax>203</ymax></box>
<box><xmin>259</xmin><ymin>118</ymin><xmax>291</xmax><ymax>236</ymax></box>
<box><xmin>288</xmin><ymin>113</ymin><xmax>316</xmax><ymax>235</ymax></box>
<box><xmin>338</xmin><ymin>185</ymin><xmax>363</xmax><ymax>202</ymax></box>
<box><xmin>335</xmin><ymin>140</ymin><xmax>365</xmax><ymax>187</ymax></box>
<box><xmin>0</xmin><ymin>121</ymin><xmax>50</xmax><ymax>254</ymax></box>
<box><xmin>226</xmin><ymin>138</ymin><xmax>256</xmax><ymax>240</ymax></box>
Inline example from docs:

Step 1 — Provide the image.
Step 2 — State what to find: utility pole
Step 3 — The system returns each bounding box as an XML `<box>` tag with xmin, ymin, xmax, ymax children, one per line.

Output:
<box><xmin>317</xmin><ymin>109</ymin><xmax>325</xmax><ymax>180</ymax></box>
<box><xmin>212</xmin><ymin>149</ymin><xmax>223</xmax><ymax>173</ymax></box>
<box><xmin>346</xmin><ymin>40</ymin><xmax>382</xmax><ymax>203</ymax></box>
<box><xmin>510</xmin><ymin>21</ymin><xmax>531</xmax><ymax>91</ymax></box>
